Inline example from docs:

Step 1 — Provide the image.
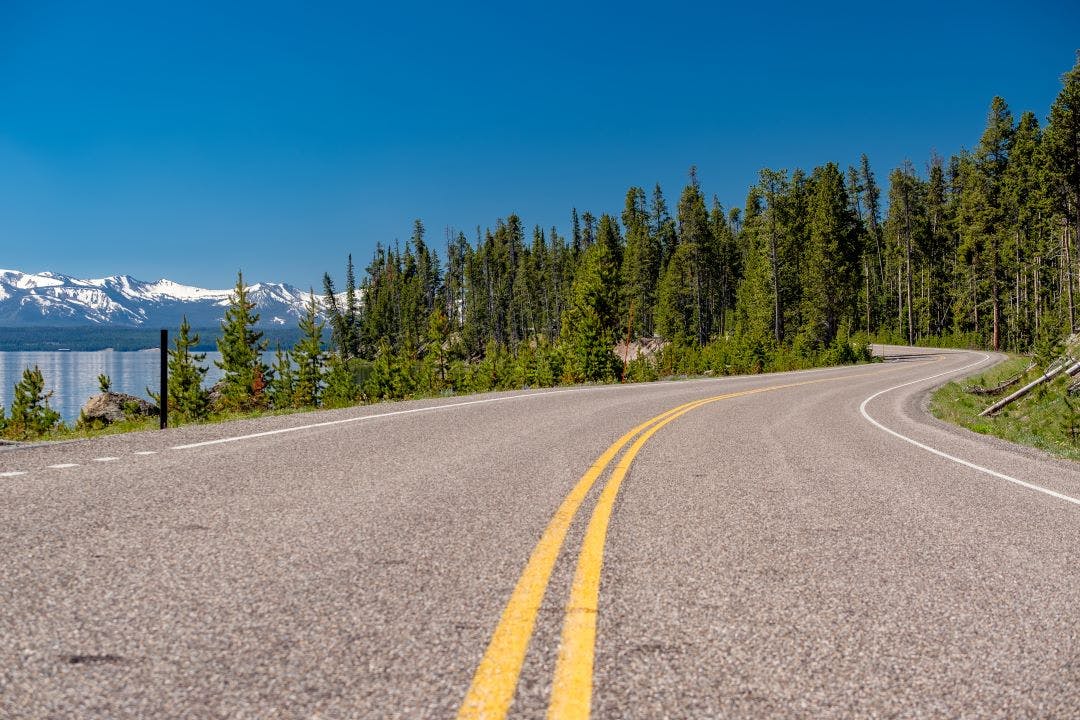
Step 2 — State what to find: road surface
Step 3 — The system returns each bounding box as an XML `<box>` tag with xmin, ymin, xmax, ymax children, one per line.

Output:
<box><xmin>1</xmin><ymin>346</ymin><xmax>1078</xmax><ymax>718</ymax></box>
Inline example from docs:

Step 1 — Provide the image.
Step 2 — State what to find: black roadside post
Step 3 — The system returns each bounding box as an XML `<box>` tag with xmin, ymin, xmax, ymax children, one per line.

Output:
<box><xmin>160</xmin><ymin>328</ymin><xmax>168</xmax><ymax>430</ymax></box>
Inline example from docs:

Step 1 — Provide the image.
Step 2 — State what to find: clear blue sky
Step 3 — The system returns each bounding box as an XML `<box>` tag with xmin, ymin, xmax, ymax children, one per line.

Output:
<box><xmin>1</xmin><ymin>0</ymin><xmax>1077</xmax><ymax>289</ymax></box>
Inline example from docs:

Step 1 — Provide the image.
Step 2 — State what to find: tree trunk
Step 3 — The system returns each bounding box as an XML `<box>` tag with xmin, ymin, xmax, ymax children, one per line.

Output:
<box><xmin>770</xmin><ymin>220</ymin><xmax>783</xmax><ymax>342</ymax></box>
<box><xmin>897</xmin><ymin>263</ymin><xmax>903</xmax><ymax>332</ymax></box>
<box><xmin>972</xmin><ymin>265</ymin><xmax>978</xmax><ymax>331</ymax></box>
<box><xmin>1066</xmin><ymin>217</ymin><xmax>1077</xmax><ymax>334</ymax></box>
<box><xmin>992</xmin><ymin>284</ymin><xmax>1000</xmax><ymax>351</ymax></box>
<box><xmin>1035</xmin><ymin>256</ymin><xmax>1040</xmax><ymax>335</ymax></box>
<box><xmin>1015</xmin><ymin>229</ymin><xmax>1021</xmax><ymax>345</ymax></box>
<box><xmin>905</xmin><ymin>232</ymin><xmax>914</xmax><ymax>346</ymax></box>
<box><xmin>980</xmin><ymin>359</ymin><xmax>1080</xmax><ymax>416</ymax></box>
<box><xmin>864</xmin><ymin>258</ymin><xmax>871</xmax><ymax>335</ymax></box>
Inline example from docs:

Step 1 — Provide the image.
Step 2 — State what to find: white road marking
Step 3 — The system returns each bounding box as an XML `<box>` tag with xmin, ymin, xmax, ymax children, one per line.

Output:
<box><xmin>859</xmin><ymin>353</ymin><xmax>1080</xmax><ymax>507</ymax></box>
<box><xmin>0</xmin><ymin>471</ymin><xmax>28</xmax><ymax>477</ymax></box>
<box><xmin>170</xmin><ymin>360</ymin><xmax>909</xmax><ymax>452</ymax></box>
<box><xmin>133</xmin><ymin>451</ymin><xmax>157</xmax><ymax>456</ymax></box>
<box><xmin>93</xmin><ymin>457</ymin><xmax>120</xmax><ymax>463</ymax></box>
<box><xmin>171</xmin><ymin>391</ymin><xmax>585</xmax><ymax>449</ymax></box>
<box><xmin>48</xmin><ymin>463</ymin><xmax>80</xmax><ymax>469</ymax></box>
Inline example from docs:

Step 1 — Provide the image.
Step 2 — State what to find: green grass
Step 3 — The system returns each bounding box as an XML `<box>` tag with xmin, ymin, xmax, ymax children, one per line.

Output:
<box><xmin>930</xmin><ymin>356</ymin><xmax>1080</xmax><ymax>461</ymax></box>
<box><xmin>41</xmin><ymin>405</ymin><xmax>314</xmax><ymax>442</ymax></box>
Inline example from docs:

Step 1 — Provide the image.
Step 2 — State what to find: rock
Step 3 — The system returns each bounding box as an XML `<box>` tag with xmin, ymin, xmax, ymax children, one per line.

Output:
<box><xmin>208</xmin><ymin>380</ymin><xmax>225</xmax><ymax>408</ymax></box>
<box><xmin>614</xmin><ymin>336</ymin><xmax>668</xmax><ymax>363</ymax></box>
<box><xmin>79</xmin><ymin>392</ymin><xmax>158</xmax><ymax>426</ymax></box>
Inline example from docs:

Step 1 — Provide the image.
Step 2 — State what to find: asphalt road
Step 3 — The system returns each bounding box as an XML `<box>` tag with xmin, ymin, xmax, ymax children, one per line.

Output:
<box><xmin>1</xmin><ymin>346</ymin><xmax>1078</xmax><ymax>718</ymax></box>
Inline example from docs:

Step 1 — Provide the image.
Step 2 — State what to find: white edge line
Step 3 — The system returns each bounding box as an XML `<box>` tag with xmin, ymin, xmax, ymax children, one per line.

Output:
<box><xmin>859</xmin><ymin>352</ymin><xmax>1080</xmax><ymax>507</ymax></box>
<box><xmin>170</xmin><ymin>358</ymin><xmax>913</xmax><ymax>451</ymax></box>
<box><xmin>172</xmin><ymin>388</ymin><xmax>596</xmax><ymax>450</ymax></box>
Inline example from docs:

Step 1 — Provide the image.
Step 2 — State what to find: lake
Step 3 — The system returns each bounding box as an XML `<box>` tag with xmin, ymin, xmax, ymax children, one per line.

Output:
<box><xmin>0</xmin><ymin>350</ymin><xmax>228</xmax><ymax>425</ymax></box>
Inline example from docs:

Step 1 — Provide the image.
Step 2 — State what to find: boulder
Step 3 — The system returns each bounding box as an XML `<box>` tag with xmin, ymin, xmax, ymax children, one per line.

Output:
<box><xmin>79</xmin><ymin>392</ymin><xmax>159</xmax><ymax>426</ymax></box>
<box><xmin>208</xmin><ymin>380</ymin><xmax>225</xmax><ymax>408</ymax></box>
<box><xmin>614</xmin><ymin>336</ymin><xmax>668</xmax><ymax>363</ymax></box>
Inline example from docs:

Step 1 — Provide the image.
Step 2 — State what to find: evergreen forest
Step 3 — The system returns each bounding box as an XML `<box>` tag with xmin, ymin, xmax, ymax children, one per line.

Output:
<box><xmin>295</xmin><ymin>57</ymin><xmax>1080</xmax><ymax>402</ymax></box>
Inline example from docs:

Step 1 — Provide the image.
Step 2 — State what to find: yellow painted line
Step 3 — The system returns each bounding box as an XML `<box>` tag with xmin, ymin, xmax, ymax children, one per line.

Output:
<box><xmin>458</xmin><ymin>357</ymin><xmax>940</xmax><ymax>720</ymax></box>
<box><xmin>456</xmin><ymin>397</ymin><xmax>716</xmax><ymax>720</ymax></box>
<box><xmin>545</xmin><ymin>381</ymin><xmax>821</xmax><ymax>719</ymax></box>
<box><xmin>546</xmin><ymin>358</ymin><xmax>945</xmax><ymax>719</ymax></box>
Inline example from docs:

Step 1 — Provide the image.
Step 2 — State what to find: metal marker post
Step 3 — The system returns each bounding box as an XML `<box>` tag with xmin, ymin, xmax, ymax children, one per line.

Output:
<box><xmin>160</xmin><ymin>328</ymin><xmax>168</xmax><ymax>429</ymax></box>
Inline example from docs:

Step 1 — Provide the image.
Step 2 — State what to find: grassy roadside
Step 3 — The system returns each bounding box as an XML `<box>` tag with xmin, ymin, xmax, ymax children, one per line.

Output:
<box><xmin>930</xmin><ymin>355</ymin><xmax>1080</xmax><ymax>462</ymax></box>
<box><xmin>40</xmin><ymin>406</ymin><xmax>311</xmax><ymax>442</ymax></box>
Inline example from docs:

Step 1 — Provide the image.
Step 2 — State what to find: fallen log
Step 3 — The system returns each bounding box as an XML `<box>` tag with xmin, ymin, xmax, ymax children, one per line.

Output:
<box><xmin>979</xmin><ymin>358</ymin><xmax>1080</xmax><ymax>417</ymax></box>
<box><xmin>966</xmin><ymin>363</ymin><xmax>1036</xmax><ymax>396</ymax></box>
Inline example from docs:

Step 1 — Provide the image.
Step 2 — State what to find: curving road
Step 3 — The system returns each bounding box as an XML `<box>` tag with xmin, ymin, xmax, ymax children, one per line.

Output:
<box><xmin>1</xmin><ymin>346</ymin><xmax>1078</xmax><ymax>718</ymax></box>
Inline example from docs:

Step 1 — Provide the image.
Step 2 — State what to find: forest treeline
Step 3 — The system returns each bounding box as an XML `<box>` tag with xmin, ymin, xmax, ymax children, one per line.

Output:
<box><xmin>308</xmin><ymin>57</ymin><xmax>1080</xmax><ymax>386</ymax></box>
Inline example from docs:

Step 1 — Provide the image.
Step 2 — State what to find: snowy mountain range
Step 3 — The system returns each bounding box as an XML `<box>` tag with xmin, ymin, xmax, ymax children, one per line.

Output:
<box><xmin>0</xmin><ymin>269</ymin><xmax>322</xmax><ymax>328</ymax></box>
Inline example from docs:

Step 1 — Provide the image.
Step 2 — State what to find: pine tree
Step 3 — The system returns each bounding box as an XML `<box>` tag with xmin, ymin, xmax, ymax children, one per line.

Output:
<box><xmin>215</xmin><ymin>270</ymin><xmax>270</xmax><ymax>411</ymax></box>
<box><xmin>858</xmin><ymin>155</ymin><xmax>887</xmax><ymax>330</ymax></box>
<box><xmin>924</xmin><ymin>153</ymin><xmax>953</xmax><ymax>337</ymax></box>
<box><xmin>1046</xmin><ymin>53</ymin><xmax>1080</xmax><ymax>210</ymax></box>
<box><xmin>292</xmin><ymin>291</ymin><xmax>325</xmax><ymax>407</ymax></box>
<box><xmin>360</xmin><ymin>243</ymin><xmax>398</xmax><ymax>356</ymax></box>
<box><xmin>802</xmin><ymin>162</ymin><xmax>862</xmax><ymax>347</ymax></box>
<box><xmin>709</xmin><ymin>197</ymin><xmax>739</xmax><ymax>338</ymax></box>
<box><xmin>759</xmin><ymin>168</ymin><xmax>790</xmax><ymax>342</ymax></box>
<box><xmin>1001</xmin><ymin>112</ymin><xmax>1051</xmax><ymax>347</ymax></box>
<box><xmin>953</xmin><ymin>98</ymin><xmax>1015</xmax><ymax>348</ymax></box>
<box><xmin>168</xmin><ymin>316</ymin><xmax>211</xmax><ymax>420</ymax></box>
<box><xmin>571</xmin><ymin>207</ymin><xmax>582</xmax><ymax>255</ymax></box>
<box><xmin>425</xmin><ymin>308</ymin><xmax>451</xmax><ymax>388</ymax></box>
<box><xmin>6</xmin><ymin>365</ymin><xmax>61</xmax><ymax>439</ymax></box>
<box><xmin>562</xmin><ymin>235</ymin><xmax>620</xmax><ymax>382</ymax></box>
<box><xmin>323</xmin><ymin>354</ymin><xmax>360</xmax><ymax>408</ymax></box>
<box><xmin>323</xmin><ymin>270</ymin><xmax>350</xmax><ymax>357</ymax></box>
<box><xmin>581</xmin><ymin>211</ymin><xmax>596</xmax><ymax>250</ymax></box>
<box><xmin>656</xmin><ymin>243</ymin><xmax>698</xmax><ymax>345</ymax></box>
<box><xmin>344</xmin><ymin>253</ymin><xmax>361</xmax><ymax>357</ymax></box>
<box><xmin>620</xmin><ymin>186</ymin><xmax>660</xmax><ymax>337</ymax></box>
<box><xmin>954</xmin><ymin>151</ymin><xmax>987</xmax><ymax>339</ymax></box>
<box><xmin>268</xmin><ymin>345</ymin><xmax>296</xmax><ymax>409</ymax></box>
<box><xmin>652</xmin><ymin>183</ymin><xmax>678</xmax><ymax>266</ymax></box>
<box><xmin>1046</xmin><ymin>53</ymin><xmax>1080</xmax><ymax>332</ymax></box>
<box><xmin>980</xmin><ymin>96</ymin><xmax>1015</xmax><ymax>349</ymax></box>
<box><xmin>676</xmin><ymin>168</ymin><xmax>712</xmax><ymax>344</ymax></box>
<box><xmin>734</xmin><ymin>187</ymin><xmax>776</xmax><ymax>342</ymax></box>
<box><xmin>886</xmin><ymin>163</ymin><xmax>928</xmax><ymax>346</ymax></box>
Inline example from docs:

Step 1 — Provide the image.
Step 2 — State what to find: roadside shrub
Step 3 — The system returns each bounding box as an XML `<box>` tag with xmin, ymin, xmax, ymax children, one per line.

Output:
<box><xmin>5</xmin><ymin>366</ymin><xmax>62</xmax><ymax>440</ymax></box>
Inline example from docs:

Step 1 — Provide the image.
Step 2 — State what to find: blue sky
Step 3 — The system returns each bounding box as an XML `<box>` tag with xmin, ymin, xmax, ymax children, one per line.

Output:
<box><xmin>1</xmin><ymin>0</ymin><xmax>1077</xmax><ymax>289</ymax></box>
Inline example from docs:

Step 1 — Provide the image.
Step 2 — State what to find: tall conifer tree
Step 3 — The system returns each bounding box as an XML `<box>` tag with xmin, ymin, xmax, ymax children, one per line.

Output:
<box><xmin>216</xmin><ymin>271</ymin><xmax>270</xmax><ymax>410</ymax></box>
<box><xmin>167</xmin><ymin>315</ymin><xmax>211</xmax><ymax>420</ymax></box>
<box><xmin>292</xmin><ymin>291</ymin><xmax>326</xmax><ymax>407</ymax></box>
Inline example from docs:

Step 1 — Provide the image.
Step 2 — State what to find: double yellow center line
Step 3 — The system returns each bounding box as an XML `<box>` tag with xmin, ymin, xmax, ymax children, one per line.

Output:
<box><xmin>457</xmin><ymin>361</ymin><xmax>932</xmax><ymax>719</ymax></box>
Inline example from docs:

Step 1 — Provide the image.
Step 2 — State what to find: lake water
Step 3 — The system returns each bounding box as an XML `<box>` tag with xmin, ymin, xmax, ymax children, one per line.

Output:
<box><xmin>0</xmin><ymin>351</ymin><xmax>227</xmax><ymax>425</ymax></box>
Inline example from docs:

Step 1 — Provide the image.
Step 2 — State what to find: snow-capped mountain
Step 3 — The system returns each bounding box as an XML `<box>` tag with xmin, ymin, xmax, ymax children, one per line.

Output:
<box><xmin>0</xmin><ymin>269</ymin><xmax>322</xmax><ymax>327</ymax></box>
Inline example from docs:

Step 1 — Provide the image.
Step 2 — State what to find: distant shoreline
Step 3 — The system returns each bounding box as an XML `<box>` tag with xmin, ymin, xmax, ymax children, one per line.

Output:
<box><xmin>0</xmin><ymin>327</ymin><xmax>305</xmax><ymax>352</ymax></box>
